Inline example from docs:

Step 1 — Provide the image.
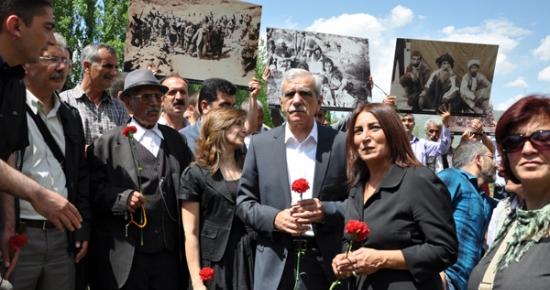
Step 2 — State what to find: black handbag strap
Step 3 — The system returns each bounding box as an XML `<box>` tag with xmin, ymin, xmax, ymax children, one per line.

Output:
<box><xmin>25</xmin><ymin>104</ymin><xmax>65</xmax><ymax>170</ymax></box>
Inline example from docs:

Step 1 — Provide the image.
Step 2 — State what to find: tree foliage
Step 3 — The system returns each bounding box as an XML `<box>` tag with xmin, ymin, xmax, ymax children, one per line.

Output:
<box><xmin>53</xmin><ymin>0</ymin><xmax>129</xmax><ymax>88</ymax></box>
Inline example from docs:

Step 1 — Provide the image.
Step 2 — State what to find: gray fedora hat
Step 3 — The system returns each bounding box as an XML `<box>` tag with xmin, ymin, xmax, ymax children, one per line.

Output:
<box><xmin>120</xmin><ymin>69</ymin><xmax>168</xmax><ymax>99</ymax></box>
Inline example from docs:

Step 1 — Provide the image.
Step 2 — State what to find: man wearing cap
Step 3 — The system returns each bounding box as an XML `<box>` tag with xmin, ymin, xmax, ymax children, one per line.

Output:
<box><xmin>460</xmin><ymin>59</ymin><xmax>492</xmax><ymax>114</ymax></box>
<box><xmin>87</xmin><ymin>69</ymin><xmax>193</xmax><ymax>289</ymax></box>
<box><xmin>419</xmin><ymin>53</ymin><xmax>460</xmax><ymax>112</ymax></box>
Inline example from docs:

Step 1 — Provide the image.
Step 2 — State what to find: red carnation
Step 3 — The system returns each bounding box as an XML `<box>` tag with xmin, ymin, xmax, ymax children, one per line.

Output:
<box><xmin>9</xmin><ymin>233</ymin><xmax>29</xmax><ymax>249</ymax></box>
<box><xmin>122</xmin><ymin>126</ymin><xmax>137</xmax><ymax>137</ymax></box>
<box><xmin>199</xmin><ymin>267</ymin><xmax>215</xmax><ymax>282</ymax></box>
<box><xmin>291</xmin><ymin>178</ymin><xmax>310</xmax><ymax>194</ymax></box>
<box><xmin>345</xmin><ymin>220</ymin><xmax>370</xmax><ymax>242</ymax></box>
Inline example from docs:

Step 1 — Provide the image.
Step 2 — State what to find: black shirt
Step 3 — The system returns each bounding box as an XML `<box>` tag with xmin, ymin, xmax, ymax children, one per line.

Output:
<box><xmin>0</xmin><ymin>54</ymin><xmax>28</xmax><ymax>161</ymax></box>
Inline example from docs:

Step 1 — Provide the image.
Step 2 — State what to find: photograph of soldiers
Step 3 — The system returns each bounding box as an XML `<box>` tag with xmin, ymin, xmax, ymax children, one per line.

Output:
<box><xmin>390</xmin><ymin>38</ymin><xmax>498</xmax><ymax>117</ymax></box>
<box><xmin>265</xmin><ymin>27</ymin><xmax>371</xmax><ymax>111</ymax></box>
<box><xmin>124</xmin><ymin>0</ymin><xmax>262</xmax><ymax>87</ymax></box>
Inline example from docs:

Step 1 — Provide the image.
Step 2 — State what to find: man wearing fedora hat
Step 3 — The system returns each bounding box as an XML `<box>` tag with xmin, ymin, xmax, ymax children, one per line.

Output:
<box><xmin>87</xmin><ymin>69</ymin><xmax>193</xmax><ymax>289</ymax></box>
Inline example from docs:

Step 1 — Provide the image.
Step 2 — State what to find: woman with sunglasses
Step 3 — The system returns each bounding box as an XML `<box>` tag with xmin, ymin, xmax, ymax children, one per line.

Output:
<box><xmin>468</xmin><ymin>95</ymin><xmax>550</xmax><ymax>290</ymax></box>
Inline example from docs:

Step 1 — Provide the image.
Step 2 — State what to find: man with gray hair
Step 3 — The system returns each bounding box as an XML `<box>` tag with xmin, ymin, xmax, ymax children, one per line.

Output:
<box><xmin>460</xmin><ymin>59</ymin><xmax>492</xmax><ymax>114</ymax></box>
<box><xmin>424</xmin><ymin>117</ymin><xmax>453</xmax><ymax>173</ymax></box>
<box><xmin>60</xmin><ymin>42</ymin><xmax>128</xmax><ymax>145</ymax></box>
<box><xmin>236</xmin><ymin>68</ymin><xmax>348</xmax><ymax>289</ymax></box>
<box><xmin>437</xmin><ymin>141</ymin><xmax>498</xmax><ymax>290</ymax></box>
<box><xmin>5</xmin><ymin>32</ymin><xmax>90</xmax><ymax>290</ymax></box>
<box><xmin>241</xmin><ymin>98</ymin><xmax>269</xmax><ymax>149</ymax></box>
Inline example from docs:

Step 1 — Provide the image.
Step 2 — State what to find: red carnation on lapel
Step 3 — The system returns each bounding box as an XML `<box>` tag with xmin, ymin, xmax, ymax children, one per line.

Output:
<box><xmin>9</xmin><ymin>233</ymin><xmax>29</xmax><ymax>249</ymax></box>
<box><xmin>291</xmin><ymin>178</ymin><xmax>310</xmax><ymax>194</ymax></box>
<box><xmin>345</xmin><ymin>220</ymin><xmax>370</xmax><ymax>242</ymax></box>
<box><xmin>199</xmin><ymin>267</ymin><xmax>215</xmax><ymax>282</ymax></box>
<box><xmin>122</xmin><ymin>125</ymin><xmax>137</xmax><ymax>137</ymax></box>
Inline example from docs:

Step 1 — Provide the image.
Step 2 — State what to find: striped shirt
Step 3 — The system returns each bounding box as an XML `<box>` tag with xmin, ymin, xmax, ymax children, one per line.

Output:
<box><xmin>60</xmin><ymin>84</ymin><xmax>128</xmax><ymax>144</ymax></box>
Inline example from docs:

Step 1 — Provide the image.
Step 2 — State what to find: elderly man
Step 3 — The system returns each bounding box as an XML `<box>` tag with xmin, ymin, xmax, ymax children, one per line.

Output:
<box><xmin>236</xmin><ymin>69</ymin><xmax>348</xmax><ymax>289</ymax></box>
<box><xmin>5</xmin><ymin>33</ymin><xmax>90</xmax><ymax>290</ymax></box>
<box><xmin>60</xmin><ymin>42</ymin><xmax>128</xmax><ymax>145</ymax></box>
<box><xmin>419</xmin><ymin>53</ymin><xmax>460</xmax><ymax>112</ymax></box>
<box><xmin>424</xmin><ymin>118</ymin><xmax>453</xmax><ymax>173</ymax></box>
<box><xmin>0</xmin><ymin>2</ymin><xmax>82</xmax><ymax>285</ymax></box>
<box><xmin>87</xmin><ymin>69</ymin><xmax>193</xmax><ymax>289</ymax></box>
<box><xmin>157</xmin><ymin>75</ymin><xmax>191</xmax><ymax>133</ymax></box>
<box><xmin>460</xmin><ymin>60</ymin><xmax>492</xmax><ymax>114</ymax></box>
<box><xmin>399</xmin><ymin>51</ymin><xmax>432</xmax><ymax>110</ymax></box>
<box><xmin>438</xmin><ymin>141</ymin><xmax>498</xmax><ymax>290</ymax></box>
<box><xmin>181</xmin><ymin>77</ymin><xmax>260</xmax><ymax>155</ymax></box>
<box><xmin>401</xmin><ymin>105</ymin><xmax>451</xmax><ymax>165</ymax></box>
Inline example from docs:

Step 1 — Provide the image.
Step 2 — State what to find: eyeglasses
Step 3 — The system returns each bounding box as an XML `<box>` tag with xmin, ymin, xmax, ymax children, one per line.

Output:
<box><xmin>500</xmin><ymin>130</ymin><xmax>550</xmax><ymax>153</ymax></box>
<box><xmin>39</xmin><ymin>56</ymin><xmax>71</xmax><ymax>66</ymax></box>
<box><xmin>479</xmin><ymin>154</ymin><xmax>495</xmax><ymax>162</ymax></box>
<box><xmin>134</xmin><ymin>93</ymin><xmax>165</xmax><ymax>103</ymax></box>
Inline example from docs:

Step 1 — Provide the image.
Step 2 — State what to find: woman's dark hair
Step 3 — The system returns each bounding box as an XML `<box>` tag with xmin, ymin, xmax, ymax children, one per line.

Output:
<box><xmin>345</xmin><ymin>103</ymin><xmax>421</xmax><ymax>188</ymax></box>
<box><xmin>495</xmin><ymin>95</ymin><xmax>550</xmax><ymax>183</ymax></box>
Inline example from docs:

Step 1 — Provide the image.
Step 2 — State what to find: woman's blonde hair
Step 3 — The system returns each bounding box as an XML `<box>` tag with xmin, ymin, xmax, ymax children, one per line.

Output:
<box><xmin>195</xmin><ymin>107</ymin><xmax>247</xmax><ymax>175</ymax></box>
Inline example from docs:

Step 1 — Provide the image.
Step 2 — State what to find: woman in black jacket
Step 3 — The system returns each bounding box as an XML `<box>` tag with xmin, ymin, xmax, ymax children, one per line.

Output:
<box><xmin>180</xmin><ymin>107</ymin><xmax>255</xmax><ymax>290</ymax></box>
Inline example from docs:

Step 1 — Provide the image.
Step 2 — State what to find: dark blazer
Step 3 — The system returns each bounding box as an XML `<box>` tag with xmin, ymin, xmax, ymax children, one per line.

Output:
<box><xmin>344</xmin><ymin>165</ymin><xmax>458</xmax><ymax>290</ymax></box>
<box><xmin>58</xmin><ymin>101</ymin><xmax>91</xmax><ymax>245</ymax></box>
<box><xmin>179</xmin><ymin>164</ymin><xmax>240</xmax><ymax>262</ymax></box>
<box><xmin>87</xmin><ymin>123</ymin><xmax>193</xmax><ymax>289</ymax></box>
<box><xmin>236</xmin><ymin>124</ymin><xmax>348</xmax><ymax>289</ymax></box>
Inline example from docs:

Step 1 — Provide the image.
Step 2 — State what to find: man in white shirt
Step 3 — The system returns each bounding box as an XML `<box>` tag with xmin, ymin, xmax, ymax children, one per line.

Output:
<box><xmin>87</xmin><ymin>69</ymin><xmax>193</xmax><ymax>289</ymax></box>
<box><xmin>6</xmin><ymin>33</ymin><xmax>90</xmax><ymax>290</ymax></box>
<box><xmin>236</xmin><ymin>69</ymin><xmax>348</xmax><ymax>289</ymax></box>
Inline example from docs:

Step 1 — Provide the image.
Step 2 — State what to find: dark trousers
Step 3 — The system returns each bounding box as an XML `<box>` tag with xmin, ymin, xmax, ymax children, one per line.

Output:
<box><xmin>92</xmin><ymin>248</ymin><xmax>180</xmax><ymax>290</ymax></box>
<box><xmin>277</xmin><ymin>246</ymin><xmax>334</xmax><ymax>290</ymax></box>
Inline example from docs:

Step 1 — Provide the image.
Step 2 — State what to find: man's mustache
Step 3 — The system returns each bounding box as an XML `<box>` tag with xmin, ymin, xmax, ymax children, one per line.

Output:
<box><xmin>146</xmin><ymin>106</ymin><xmax>161</xmax><ymax>114</ymax></box>
<box><xmin>49</xmin><ymin>72</ymin><xmax>65</xmax><ymax>80</ymax></box>
<box><xmin>173</xmin><ymin>100</ymin><xmax>185</xmax><ymax>106</ymax></box>
<box><xmin>104</xmin><ymin>74</ymin><xmax>114</xmax><ymax>80</ymax></box>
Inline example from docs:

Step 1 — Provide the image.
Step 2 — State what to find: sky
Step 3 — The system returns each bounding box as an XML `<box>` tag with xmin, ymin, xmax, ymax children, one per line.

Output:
<box><xmin>250</xmin><ymin>0</ymin><xmax>550</xmax><ymax>112</ymax></box>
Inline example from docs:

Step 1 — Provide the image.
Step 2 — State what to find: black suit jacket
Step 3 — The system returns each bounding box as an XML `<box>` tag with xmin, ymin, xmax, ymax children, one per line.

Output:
<box><xmin>58</xmin><ymin>101</ymin><xmax>91</xmax><ymax>245</ymax></box>
<box><xmin>179</xmin><ymin>164</ymin><xmax>242</xmax><ymax>262</ymax></box>
<box><xmin>344</xmin><ymin>165</ymin><xmax>458</xmax><ymax>290</ymax></box>
<box><xmin>236</xmin><ymin>124</ymin><xmax>348</xmax><ymax>289</ymax></box>
<box><xmin>87</xmin><ymin>123</ymin><xmax>193</xmax><ymax>289</ymax></box>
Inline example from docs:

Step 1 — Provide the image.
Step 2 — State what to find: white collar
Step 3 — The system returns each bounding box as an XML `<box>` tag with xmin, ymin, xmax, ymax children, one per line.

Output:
<box><xmin>284</xmin><ymin>120</ymin><xmax>318</xmax><ymax>144</ymax></box>
<box><xmin>128</xmin><ymin>118</ymin><xmax>164</xmax><ymax>140</ymax></box>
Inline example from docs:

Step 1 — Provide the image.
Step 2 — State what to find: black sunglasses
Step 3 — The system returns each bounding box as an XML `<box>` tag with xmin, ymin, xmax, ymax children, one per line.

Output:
<box><xmin>500</xmin><ymin>130</ymin><xmax>550</xmax><ymax>153</ymax></box>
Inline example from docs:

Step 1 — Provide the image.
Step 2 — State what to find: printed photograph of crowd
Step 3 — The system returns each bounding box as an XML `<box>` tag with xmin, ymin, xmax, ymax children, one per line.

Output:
<box><xmin>391</xmin><ymin>38</ymin><xmax>499</xmax><ymax>117</ymax></box>
<box><xmin>265</xmin><ymin>28</ymin><xmax>371</xmax><ymax>110</ymax></box>
<box><xmin>124</xmin><ymin>0</ymin><xmax>261</xmax><ymax>86</ymax></box>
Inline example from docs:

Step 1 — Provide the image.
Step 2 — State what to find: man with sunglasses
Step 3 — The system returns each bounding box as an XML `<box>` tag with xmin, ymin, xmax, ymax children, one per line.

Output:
<box><xmin>437</xmin><ymin>141</ymin><xmax>498</xmax><ymax>290</ymax></box>
<box><xmin>87</xmin><ymin>69</ymin><xmax>193</xmax><ymax>290</ymax></box>
<box><xmin>6</xmin><ymin>33</ymin><xmax>90</xmax><ymax>290</ymax></box>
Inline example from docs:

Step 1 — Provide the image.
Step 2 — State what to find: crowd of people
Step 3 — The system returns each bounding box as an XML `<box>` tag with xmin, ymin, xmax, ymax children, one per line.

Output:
<box><xmin>1</xmin><ymin>1</ymin><xmax>550</xmax><ymax>290</ymax></box>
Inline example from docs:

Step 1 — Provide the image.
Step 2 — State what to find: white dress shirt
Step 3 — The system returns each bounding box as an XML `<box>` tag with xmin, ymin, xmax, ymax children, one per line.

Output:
<box><xmin>128</xmin><ymin>118</ymin><xmax>164</xmax><ymax>157</ymax></box>
<box><xmin>285</xmin><ymin>121</ymin><xmax>318</xmax><ymax>236</ymax></box>
<box><xmin>20</xmin><ymin>90</ymin><xmax>67</xmax><ymax>220</ymax></box>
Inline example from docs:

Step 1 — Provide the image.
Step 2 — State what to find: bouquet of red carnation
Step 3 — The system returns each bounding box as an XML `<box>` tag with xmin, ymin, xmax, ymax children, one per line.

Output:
<box><xmin>291</xmin><ymin>178</ymin><xmax>310</xmax><ymax>195</ymax></box>
<box><xmin>291</xmin><ymin>178</ymin><xmax>310</xmax><ymax>290</ymax></box>
<box><xmin>9</xmin><ymin>234</ymin><xmax>29</xmax><ymax>249</ymax></box>
<box><xmin>330</xmin><ymin>220</ymin><xmax>370</xmax><ymax>289</ymax></box>
<box><xmin>122</xmin><ymin>125</ymin><xmax>147</xmax><ymax>246</ymax></box>
<box><xmin>199</xmin><ymin>267</ymin><xmax>215</xmax><ymax>287</ymax></box>
<box><xmin>1</xmin><ymin>234</ymin><xmax>29</xmax><ymax>284</ymax></box>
